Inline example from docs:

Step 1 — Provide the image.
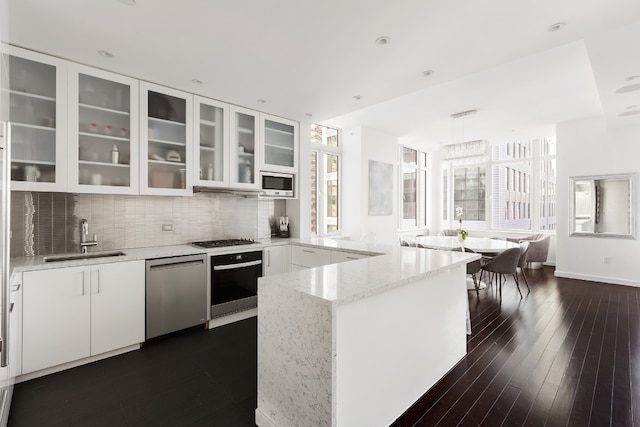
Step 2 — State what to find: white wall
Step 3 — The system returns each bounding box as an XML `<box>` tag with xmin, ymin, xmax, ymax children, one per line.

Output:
<box><xmin>556</xmin><ymin>116</ymin><xmax>640</xmax><ymax>287</ymax></box>
<box><xmin>342</xmin><ymin>126</ymin><xmax>399</xmax><ymax>244</ymax></box>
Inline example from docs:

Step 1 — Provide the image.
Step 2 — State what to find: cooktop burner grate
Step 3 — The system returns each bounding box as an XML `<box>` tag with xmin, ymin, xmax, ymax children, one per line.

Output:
<box><xmin>191</xmin><ymin>239</ymin><xmax>256</xmax><ymax>248</ymax></box>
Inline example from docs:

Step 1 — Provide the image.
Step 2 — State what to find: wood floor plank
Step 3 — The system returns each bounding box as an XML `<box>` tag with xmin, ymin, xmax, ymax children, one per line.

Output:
<box><xmin>612</xmin><ymin>292</ymin><xmax>634</xmax><ymax>427</ymax></box>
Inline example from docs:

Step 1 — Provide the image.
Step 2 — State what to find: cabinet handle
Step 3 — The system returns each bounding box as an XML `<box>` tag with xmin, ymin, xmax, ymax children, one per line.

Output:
<box><xmin>96</xmin><ymin>269</ymin><xmax>101</xmax><ymax>294</ymax></box>
<box><xmin>9</xmin><ymin>303</ymin><xmax>14</xmax><ymax>313</ymax></box>
<box><xmin>82</xmin><ymin>272</ymin><xmax>86</xmax><ymax>296</ymax></box>
<box><xmin>267</xmin><ymin>250</ymin><xmax>271</xmax><ymax>267</ymax></box>
<box><xmin>302</xmin><ymin>249</ymin><xmax>315</xmax><ymax>254</ymax></box>
<box><xmin>10</xmin><ymin>283</ymin><xmax>21</xmax><ymax>292</ymax></box>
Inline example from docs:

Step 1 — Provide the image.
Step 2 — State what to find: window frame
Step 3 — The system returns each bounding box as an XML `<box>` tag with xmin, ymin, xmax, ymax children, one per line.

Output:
<box><xmin>310</xmin><ymin>125</ymin><xmax>342</xmax><ymax>237</ymax></box>
<box><xmin>399</xmin><ymin>146</ymin><xmax>428</xmax><ymax>230</ymax></box>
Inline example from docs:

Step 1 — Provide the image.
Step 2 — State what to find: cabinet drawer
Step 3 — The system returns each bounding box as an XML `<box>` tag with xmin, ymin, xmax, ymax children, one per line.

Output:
<box><xmin>330</xmin><ymin>250</ymin><xmax>368</xmax><ymax>264</ymax></box>
<box><xmin>290</xmin><ymin>246</ymin><xmax>331</xmax><ymax>268</ymax></box>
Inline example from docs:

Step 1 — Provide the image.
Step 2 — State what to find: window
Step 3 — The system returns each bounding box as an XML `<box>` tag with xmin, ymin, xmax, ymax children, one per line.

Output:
<box><xmin>442</xmin><ymin>136</ymin><xmax>556</xmax><ymax>233</ymax></box>
<box><xmin>400</xmin><ymin>146</ymin><xmax>427</xmax><ymax>229</ymax></box>
<box><xmin>311</xmin><ymin>125</ymin><xmax>341</xmax><ymax>235</ymax></box>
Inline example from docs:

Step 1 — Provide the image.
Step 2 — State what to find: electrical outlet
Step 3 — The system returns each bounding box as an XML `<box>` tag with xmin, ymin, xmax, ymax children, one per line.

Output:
<box><xmin>162</xmin><ymin>224</ymin><xmax>173</xmax><ymax>232</ymax></box>
<box><xmin>603</xmin><ymin>256</ymin><xmax>611</xmax><ymax>264</ymax></box>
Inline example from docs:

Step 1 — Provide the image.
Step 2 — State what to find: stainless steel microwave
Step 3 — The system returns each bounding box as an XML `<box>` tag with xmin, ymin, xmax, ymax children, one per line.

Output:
<box><xmin>259</xmin><ymin>172</ymin><xmax>294</xmax><ymax>198</ymax></box>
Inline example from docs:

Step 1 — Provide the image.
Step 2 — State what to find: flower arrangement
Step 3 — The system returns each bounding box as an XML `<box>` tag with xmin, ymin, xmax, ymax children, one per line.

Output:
<box><xmin>455</xmin><ymin>206</ymin><xmax>468</xmax><ymax>240</ymax></box>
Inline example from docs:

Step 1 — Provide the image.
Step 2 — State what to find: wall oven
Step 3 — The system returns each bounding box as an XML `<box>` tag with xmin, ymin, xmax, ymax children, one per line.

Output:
<box><xmin>210</xmin><ymin>250</ymin><xmax>262</xmax><ymax>318</ymax></box>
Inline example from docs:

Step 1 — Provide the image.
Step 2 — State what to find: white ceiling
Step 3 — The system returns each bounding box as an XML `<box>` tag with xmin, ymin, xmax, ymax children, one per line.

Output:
<box><xmin>7</xmin><ymin>0</ymin><xmax>640</xmax><ymax>150</ymax></box>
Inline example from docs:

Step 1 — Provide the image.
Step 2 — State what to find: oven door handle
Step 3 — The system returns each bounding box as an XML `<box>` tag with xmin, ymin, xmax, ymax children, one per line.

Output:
<box><xmin>213</xmin><ymin>260</ymin><xmax>262</xmax><ymax>271</ymax></box>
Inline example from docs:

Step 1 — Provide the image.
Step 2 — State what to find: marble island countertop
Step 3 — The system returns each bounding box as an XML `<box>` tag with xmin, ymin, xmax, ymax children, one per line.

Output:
<box><xmin>264</xmin><ymin>237</ymin><xmax>480</xmax><ymax>305</ymax></box>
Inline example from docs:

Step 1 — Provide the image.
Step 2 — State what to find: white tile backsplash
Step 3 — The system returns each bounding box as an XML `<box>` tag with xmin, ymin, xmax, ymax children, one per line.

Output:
<box><xmin>11</xmin><ymin>191</ymin><xmax>285</xmax><ymax>257</ymax></box>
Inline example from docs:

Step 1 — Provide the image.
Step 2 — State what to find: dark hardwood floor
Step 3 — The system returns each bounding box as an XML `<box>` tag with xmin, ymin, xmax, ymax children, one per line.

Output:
<box><xmin>8</xmin><ymin>266</ymin><xmax>640</xmax><ymax>427</ymax></box>
<box><xmin>393</xmin><ymin>266</ymin><xmax>640</xmax><ymax>427</ymax></box>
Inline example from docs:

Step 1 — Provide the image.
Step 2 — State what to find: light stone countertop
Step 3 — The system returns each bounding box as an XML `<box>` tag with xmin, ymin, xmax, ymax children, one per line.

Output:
<box><xmin>10</xmin><ymin>236</ymin><xmax>479</xmax><ymax>307</ymax></box>
<box><xmin>262</xmin><ymin>237</ymin><xmax>480</xmax><ymax>306</ymax></box>
<box><xmin>9</xmin><ymin>238</ymin><xmax>290</xmax><ymax>273</ymax></box>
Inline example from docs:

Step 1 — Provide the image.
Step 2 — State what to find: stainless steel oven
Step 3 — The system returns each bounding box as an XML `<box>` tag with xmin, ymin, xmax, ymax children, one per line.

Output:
<box><xmin>210</xmin><ymin>250</ymin><xmax>262</xmax><ymax>318</ymax></box>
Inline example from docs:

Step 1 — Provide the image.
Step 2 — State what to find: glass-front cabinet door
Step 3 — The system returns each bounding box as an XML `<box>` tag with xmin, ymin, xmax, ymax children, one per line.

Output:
<box><xmin>3</xmin><ymin>46</ymin><xmax>67</xmax><ymax>192</ymax></box>
<box><xmin>193</xmin><ymin>96</ymin><xmax>229</xmax><ymax>187</ymax></box>
<box><xmin>230</xmin><ymin>106</ymin><xmax>259</xmax><ymax>189</ymax></box>
<box><xmin>67</xmin><ymin>64</ymin><xmax>139</xmax><ymax>194</ymax></box>
<box><xmin>140</xmin><ymin>82</ymin><xmax>193</xmax><ymax>195</ymax></box>
<box><xmin>260</xmin><ymin>113</ymin><xmax>298</xmax><ymax>173</ymax></box>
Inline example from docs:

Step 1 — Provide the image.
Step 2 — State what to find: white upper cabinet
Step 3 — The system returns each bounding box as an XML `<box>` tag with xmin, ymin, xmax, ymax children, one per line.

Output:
<box><xmin>193</xmin><ymin>96</ymin><xmax>229</xmax><ymax>187</ymax></box>
<box><xmin>230</xmin><ymin>105</ymin><xmax>259</xmax><ymax>189</ymax></box>
<box><xmin>140</xmin><ymin>82</ymin><xmax>193</xmax><ymax>195</ymax></box>
<box><xmin>3</xmin><ymin>45</ymin><xmax>67</xmax><ymax>192</ymax></box>
<box><xmin>67</xmin><ymin>64</ymin><xmax>139</xmax><ymax>194</ymax></box>
<box><xmin>260</xmin><ymin>114</ymin><xmax>298</xmax><ymax>173</ymax></box>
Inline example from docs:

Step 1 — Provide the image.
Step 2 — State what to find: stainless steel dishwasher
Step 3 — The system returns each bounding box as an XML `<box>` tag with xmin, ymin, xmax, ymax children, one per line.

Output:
<box><xmin>145</xmin><ymin>254</ymin><xmax>207</xmax><ymax>339</ymax></box>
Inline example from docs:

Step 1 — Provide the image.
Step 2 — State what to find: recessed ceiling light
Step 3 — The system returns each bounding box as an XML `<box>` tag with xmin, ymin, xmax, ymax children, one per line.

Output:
<box><xmin>191</xmin><ymin>79</ymin><xmax>203</xmax><ymax>85</ymax></box>
<box><xmin>98</xmin><ymin>50</ymin><xmax>114</xmax><ymax>58</ymax></box>
<box><xmin>375</xmin><ymin>36</ymin><xmax>391</xmax><ymax>46</ymax></box>
<box><xmin>547</xmin><ymin>22</ymin><xmax>567</xmax><ymax>32</ymax></box>
<box><xmin>257</xmin><ymin>99</ymin><xmax>267</xmax><ymax>104</ymax></box>
<box><xmin>615</xmin><ymin>83</ymin><xmax>640</xmax><ymax>94</ymax></box>
<box><xmin>305</xmin><ymin>113</ymin><xmax>313</xmax><ymax>117</ymax></box>
<box><xmin>422</xmin><ymin>70</ymin><xmax>434</xmax><ymax>77</ymax></box>
<box><xmin>626</xmin><ymin>105</ymin><xmax>638</xmax><ymax>109</ymax></box>
<box><xmin>353</xmin><ymin>95</ymin><xmax>362</xmax><ymax>100</ymax></box>
<box><xmin>624</xmin><ymin>75</ymin><xmax>640</xmax><ymax>81</ymax></box>
<box><xmin>118</xmin><ymin>0</ymin><xmax>136</xmax><ymax>5</ymax></box>
<box><xmin>618</xmin><ymin>110</ymin><xmax>640</xmax><ymax>117</ymax></box>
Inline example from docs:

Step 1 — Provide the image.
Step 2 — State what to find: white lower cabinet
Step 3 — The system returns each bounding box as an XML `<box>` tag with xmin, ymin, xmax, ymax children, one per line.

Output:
<box><xmin>22</xmin><ymin>260</ymin><xmax>144</xmax><ymax>374</ymax></box>
<box><xmin>263</xmin><ymin>245</ymin><xmax>290</xmax><ymax>276</ymax></box>
<box><xmin>330</xmin><ymin>250</ymin><xmax>368</xmax><ymax>264</ymax></box>
<box><xmin>290</xmin><ymin>245</ymin><xmax>332</xmax><ymax>270</ymax></box>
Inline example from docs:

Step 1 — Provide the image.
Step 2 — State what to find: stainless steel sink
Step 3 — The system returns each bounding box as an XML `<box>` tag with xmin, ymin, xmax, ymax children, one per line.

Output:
<box><xmin>43</xmin><ymin>251</ymin><xmax>126</xmax><ymax>263</ymax></box>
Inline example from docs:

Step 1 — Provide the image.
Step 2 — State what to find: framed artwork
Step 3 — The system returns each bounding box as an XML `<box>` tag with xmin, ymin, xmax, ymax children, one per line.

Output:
<box><xmin>368</xmin><ymin>160</ymin><xmax>393</xmax><ymax>216</ymax></box>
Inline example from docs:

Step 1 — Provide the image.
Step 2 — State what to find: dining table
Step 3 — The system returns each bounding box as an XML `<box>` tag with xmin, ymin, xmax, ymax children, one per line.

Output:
<box><xmin>414</xmin><ymin>235</ymin><xmax>519</xmax><ymax>254</ymax></box>
<box><xmin>414</xmin><ymin>235</ymin><xmax>519</xmax><ymax>290</ymax></box>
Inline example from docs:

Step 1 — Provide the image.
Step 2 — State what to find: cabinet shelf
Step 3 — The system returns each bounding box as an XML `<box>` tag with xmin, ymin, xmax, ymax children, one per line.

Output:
<box><xmin>148</xmin><ymin>159</ymin><xmax>186</xmax><ymax>166</ymax></box>
<box><xmin>5</xmin><ymin>89</ymin><xmax>56</xmax><ymax>102</ymax></box>
<box><xmin>79</xmin><ymin>103</ymin><xmax>130</xmax><ymax>116</ymax></box>
<box><xmin>148</xmin><ymin>117</ymin><xmax>186</xmax><ymax>127</ymax></box>
<box><xmin>200</xmin><ymin>119</ymin><xmax>219</xmax><ymax>128</ymax></box>
<box><xmin>79</xmin><ymin>160</ymin><xmax>130</xmax><ymax>168</ymax></box>
<box><xmin>12</xmin><ymin>159</ymin><xmax>56</xmax><ymax>166</ymax></box>
<box><xmin>265</xmin><ymin>143</ymin><xmax>294</xmax><ymax>151</ymax></box>
<box><xmin>148</xmin><ymin>138</ymin><xmax>186</xmax><ymax>147</ymax></box>
<box><xmin>265</xmin><ymin>127</ymin><xmax>294</xmax><ymax>136</ymax></box>
<box><xmin>12</xmin><ymin>123</ymin><xmax>56</xmax><ymax>132</ymax></box>
<box><xmin>200</xmin><ymin>146</ymin><xmax>216</xmax><ymax>152</ymax></box>
<box><xmin>238</xmin><ymin>127</ymin><xmax>254</xmax><ymax>135</ymax></box>
<box><xmin>79</xmin><ymin>132</ymin><xmax>129</xmax><ymax>142</ymax></box>
<box><xmin>239</xmin><ymin>151</ymin><xmax>254</xmax><ymax>157</ymax></box>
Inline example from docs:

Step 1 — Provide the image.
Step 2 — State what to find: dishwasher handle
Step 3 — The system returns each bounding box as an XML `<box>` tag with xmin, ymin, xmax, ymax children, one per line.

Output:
<box><xmin>147</xmin><ymin>255</ymin><xmax>205</xmax><ymax>271</ymax></box>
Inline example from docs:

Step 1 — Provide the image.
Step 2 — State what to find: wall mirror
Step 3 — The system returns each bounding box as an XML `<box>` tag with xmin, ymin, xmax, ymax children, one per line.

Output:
<box><xmin>569</xmin><ymin>173</ymin><xmax>636</xmax><ymax>239</ymax></box>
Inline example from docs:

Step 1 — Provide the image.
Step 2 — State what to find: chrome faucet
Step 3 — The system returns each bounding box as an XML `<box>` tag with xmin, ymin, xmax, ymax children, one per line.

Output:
<box><xmin>80</xmin><ymin>219</ymin><xmax>98</xmax><ymax>254</ymax></box>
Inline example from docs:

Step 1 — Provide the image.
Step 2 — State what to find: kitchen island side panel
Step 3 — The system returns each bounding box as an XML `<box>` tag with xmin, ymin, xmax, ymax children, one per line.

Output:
<box><xmin>256</xmin><ymin>277</ymin><xmax>333</xmax><ymax>427</ymax></box>
<box><xmin>334</xmin><ymin>266</ymin><xmax>467</xmax><ymax>426</ymax></box>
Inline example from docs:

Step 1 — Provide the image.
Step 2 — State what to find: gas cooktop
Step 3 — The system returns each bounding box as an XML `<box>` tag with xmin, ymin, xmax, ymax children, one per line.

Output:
<box><xmin>191</xmin><ymin>239</ymin><xmax>256</xmax><ymax>248</ymax></box>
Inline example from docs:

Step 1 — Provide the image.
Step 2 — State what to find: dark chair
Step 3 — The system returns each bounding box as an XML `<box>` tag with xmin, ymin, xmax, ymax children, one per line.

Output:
<box><xmin>480</xmin><ymin>247</ymin><xmax>523</xmax><ymax>298</ymax></box>
<box><xmin>451</xmin><ymin>247</ymin><xmax>482</xmax><ymax>295</ymax></box>
<box><xmin>506</xmin><ymin>233</ymin><xmax>550</xmax><ymax>268</ymax></box>
<box><xmin>516</xmin><ymin>241</ymin><xmax>531</xmax><ymax>292</ymax></box>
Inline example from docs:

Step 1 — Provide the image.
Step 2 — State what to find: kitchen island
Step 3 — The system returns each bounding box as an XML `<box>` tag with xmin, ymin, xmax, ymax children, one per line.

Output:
<box><xmin>256</xmin><ymin>238</ymin><xmax>480</xmax><ymax>427</ymax></box>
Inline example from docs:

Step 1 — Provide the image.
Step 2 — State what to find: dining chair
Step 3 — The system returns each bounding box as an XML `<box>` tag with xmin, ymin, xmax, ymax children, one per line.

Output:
<box><xmin>480</xmin><ymin>247</ymin><xmax>523</xmax><ymax>299</ymax></box>
<box><xmin>451</xmin><ymin>247</ymin><xmax>482</xmax><ymax>295</ymax></box>
<box><xmin>516</xmin><ymin>241</ymin><xmax>531</xmax><ymax>292</ymax></box>
<box><xmin>438</xmin><ymin>229</ymin><xmax>458</xmax><ymax>236</ymax></box>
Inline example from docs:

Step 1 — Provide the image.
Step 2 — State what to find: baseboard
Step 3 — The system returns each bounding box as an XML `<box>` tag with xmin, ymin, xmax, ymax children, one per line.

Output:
<box><xmin>554</xmin><ymin>270</ymin><xmax>640</xmax><ymax>288</ymax></box>
<box><xmin>16</xmin><ymin>344</ymin><xmax>141</xmax><ymax>383</ymax></box>
<box><xmin>208</xmin><ymin>308</ymin><xmax>257</xmax><ymax>329</ymax></box>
